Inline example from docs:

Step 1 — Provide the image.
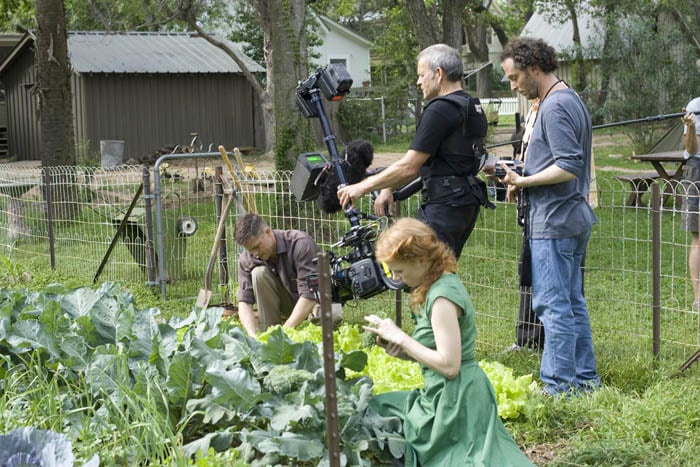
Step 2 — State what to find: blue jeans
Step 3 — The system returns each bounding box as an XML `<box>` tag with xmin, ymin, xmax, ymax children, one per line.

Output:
<box><xmin>530</xmin><ymin>230</ymin><xmax>600</xmax><ymax>395</ymax></box>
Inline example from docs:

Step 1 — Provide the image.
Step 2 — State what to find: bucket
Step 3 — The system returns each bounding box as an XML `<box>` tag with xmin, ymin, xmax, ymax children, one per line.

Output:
<box><xmin>100</xmin><ymin>140</ymin><xmax>125</xmax><ymax>168</ymax></box>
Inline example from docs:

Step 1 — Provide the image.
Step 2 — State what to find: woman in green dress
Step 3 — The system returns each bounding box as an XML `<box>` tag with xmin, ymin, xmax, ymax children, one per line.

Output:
<box><xmin>364</xmin><ymin>218</ymin><xmax>533</xmax><ymax>466</ymax></box>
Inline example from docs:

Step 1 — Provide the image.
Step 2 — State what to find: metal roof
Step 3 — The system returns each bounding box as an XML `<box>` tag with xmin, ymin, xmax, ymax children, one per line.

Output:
<box><xmin>67</xmin><ymin>31</ymin><xmax>265</xmax><ymax>74</ymax></box>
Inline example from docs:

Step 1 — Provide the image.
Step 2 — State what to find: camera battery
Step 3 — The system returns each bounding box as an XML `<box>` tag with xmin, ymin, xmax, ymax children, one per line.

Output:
<box><xmin>291</xmin><ymin>152</ymin><xmax>328</xmax><ymax>201</ymax></box>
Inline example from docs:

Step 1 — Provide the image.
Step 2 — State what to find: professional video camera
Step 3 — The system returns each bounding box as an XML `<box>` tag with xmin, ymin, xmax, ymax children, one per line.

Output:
<box><xmin>291</xmin><ymin>64</ymin><xmax>404</xmax><ymax>304</ymax></box>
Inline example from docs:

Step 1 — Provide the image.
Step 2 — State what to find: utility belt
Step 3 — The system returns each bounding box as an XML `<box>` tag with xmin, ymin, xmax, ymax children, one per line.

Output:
<box><xmin>422</xmin><ymin>175</ymin><xmax>495</xmax><ymax>209</ymax></box>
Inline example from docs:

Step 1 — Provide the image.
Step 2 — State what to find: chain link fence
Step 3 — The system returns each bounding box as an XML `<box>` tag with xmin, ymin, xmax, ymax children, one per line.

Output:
<box><xmin>0</xmin><ymin>160</ymin><xmax>699</xmax><ymax>368</ymax></box>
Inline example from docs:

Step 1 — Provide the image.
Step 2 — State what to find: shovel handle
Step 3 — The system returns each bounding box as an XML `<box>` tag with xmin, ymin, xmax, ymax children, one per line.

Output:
<box><xmin>204</xmin><ymin>194</ymin><xmax>234</xmax><ymax>290</ymax></box>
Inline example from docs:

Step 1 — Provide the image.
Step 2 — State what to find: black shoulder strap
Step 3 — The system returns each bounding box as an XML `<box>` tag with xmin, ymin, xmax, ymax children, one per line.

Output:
<box><xmin>432</xmin><ymin>94</ymin><xmax>471</xmax><ymax>136</ymax></box>
<box><xmin>431</xmin><ymin>93</ymin><xmax>488</xmax><ymax>139</ymax></box>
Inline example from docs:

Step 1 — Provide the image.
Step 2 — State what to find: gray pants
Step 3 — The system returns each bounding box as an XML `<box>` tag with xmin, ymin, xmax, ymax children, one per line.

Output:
<box><xmin>252</xmin><ymin>266</ymin><xmax>294</xmax><ymax>331</ymax></box>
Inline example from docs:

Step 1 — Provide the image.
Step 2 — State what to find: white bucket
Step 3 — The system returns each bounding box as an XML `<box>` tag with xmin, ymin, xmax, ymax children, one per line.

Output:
<box><xmin>100</xmin><ymin>140</ymin><xmax>125</xmax><ymax>168</ymax></box>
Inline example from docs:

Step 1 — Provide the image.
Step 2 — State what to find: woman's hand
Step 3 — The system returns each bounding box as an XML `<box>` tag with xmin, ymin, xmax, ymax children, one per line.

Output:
<box><xmin>364</xmin><ymin>314</ymin><xmax>409</xmax><ymax>358</ymax></box>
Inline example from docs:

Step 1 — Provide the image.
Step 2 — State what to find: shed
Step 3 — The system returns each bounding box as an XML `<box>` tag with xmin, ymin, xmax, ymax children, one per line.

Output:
<box><xmin>0</xmin><ymin>31</ymin><xmax>266</xmax><ymax>163</ymax></box>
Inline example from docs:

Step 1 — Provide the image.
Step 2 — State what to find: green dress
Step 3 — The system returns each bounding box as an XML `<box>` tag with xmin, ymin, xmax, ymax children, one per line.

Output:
<box><xmin>369</xmin><ymin>274</ymin><xmax>533</xmax><ymax>466</ymax></box>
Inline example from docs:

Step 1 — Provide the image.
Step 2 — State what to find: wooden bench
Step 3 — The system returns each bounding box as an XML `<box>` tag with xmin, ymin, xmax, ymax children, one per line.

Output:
<box><xmin>613</xmin><ymin>172</ymin><xmax>660</xmax><ymax>207</ymax></box>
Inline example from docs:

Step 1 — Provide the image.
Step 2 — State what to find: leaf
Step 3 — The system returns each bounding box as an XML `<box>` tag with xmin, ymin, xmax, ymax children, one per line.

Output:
<box><xmin>0</xmin><ymin>427</ymin><xmax>75</xmax><ymax>467</ymax></box>
<box><xmin>340</xmin><ymin>349</ymin><xmax>368</xmax><ymax>373</ymax></box>
<box><xmin>242</xmin><ymin>430</ymin><xmax>325</xmax><ymax>461</ymax></box>
<box><xmin>205</xmin><ymin>360</ymin><xmax>261</xmax><ymax>410</ymax></box>
<box><xmin>167</xmin><ymin>351</ymin><xmax>202</xmax><ymax>407</ymax></box>
<box><xmin>60</xmin><ymin>287</ymin><xmax>102</xmax><ymax>318</ymax></box>
<box><xmin>276</xmin><ymin>431</ymin><xmax>325</xmax><ymax>461</ymax></box>
<box><xmin>58</xmin><ymin>334</ymin><xmax>89</xmax><ymax>369</ymax></box>
<box><xmin>129</xmin><ymin>308</ymin><xmax>158</xmax><ymax>361</ymax></box>
<box><xmin>186</xmin><ymin>396</ymin><xmax>238</xmax><ymax>425</ymax></box>
<box><xmin>269</xmin><ymin>403</ymin><xmax>315</xmax><ymax>430</ymax></box>
<box><xmin>182</xmin><ymin>431</ymin><xmax>234</xmax><ymax>457</ymax></box>
<box><xmin>6</xmin><ymin>319</ymin><xmax>58</xmax><ymax>356</ymax></box>
<box><xmin>257</xmin><ymin>327</ymin><xmax>298</xmax><ymax>365</ymax></box>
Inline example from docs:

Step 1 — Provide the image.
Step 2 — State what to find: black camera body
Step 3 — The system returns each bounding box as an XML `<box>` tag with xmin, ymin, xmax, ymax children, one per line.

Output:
<box><xmin>494</xmin><ymin>159</ymin><xmax>523</xmax><ymax>178</ymax></box>
<box><xmin>324</xmin><ymin>223</ymin><xmax>400</xmax><ymax>304</ymax></box>
<box><xmin>295</xmin><ymin>64</ymin><xmax>353</xmax><ymax>118</ymax></box>
<box><xmin>294</xmin><ymin>64</ymin><xmax>404</xmax><ymax>304</ymax></box>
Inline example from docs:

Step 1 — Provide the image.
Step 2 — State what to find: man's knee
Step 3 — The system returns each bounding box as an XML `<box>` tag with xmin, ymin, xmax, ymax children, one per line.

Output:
<box><xmin>251</xmin><ymin>265</ymin><xmax>268</xmax><ymax>286</ymax></box>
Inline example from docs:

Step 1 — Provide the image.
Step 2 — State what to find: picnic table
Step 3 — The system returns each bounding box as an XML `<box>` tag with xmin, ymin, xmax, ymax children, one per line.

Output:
<box><xmin>616</xmin><ymin>150</ymin><xmax>686</xmax><ymax>207</ymax></box>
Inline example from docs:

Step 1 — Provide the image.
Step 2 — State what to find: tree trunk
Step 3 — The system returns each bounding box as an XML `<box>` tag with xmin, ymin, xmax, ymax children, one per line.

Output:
<box><xmin>404</xmin><ymin>0</ymin><xmax>439</xmax><ymax>50</ymax></box>
<box><xmin>256</xmin><ymin>0</ymin><xmax>312</xmax><ymax>169</ymax></box>
<box><xmin>566</xmin><ymin>1</ymin><xmax>587</xmax><ymax>91</ymax></box>
<box><xmin>35</xmin><ymin>0</ymin><xmax>79</xmax><ymax>221</ymax></box>
<box><xmin>442</xmin><ymin>0</ymin><xmax>468</xmax><ymax>50</ymax></box>
<box><xmin>35</xmin><ymin>0</ymin><xmax>74</xmax><ymax>167</ymax></box>
<box><xmin>465</xmin><ymin>14</ymin><xmax>492</xmax><ymax>97</ymax></box>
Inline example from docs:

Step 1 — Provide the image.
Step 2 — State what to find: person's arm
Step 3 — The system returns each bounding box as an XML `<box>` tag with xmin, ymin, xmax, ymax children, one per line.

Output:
<box><xmin>363</xmin><ymin>297</ymin><xmax>462</xmax><ymax>379</ymax></box>
<box><xmin>237</xmin><ymin>302</ymin><xmax>258</xmax><ymax>336</ymax></box>
<box><xmin>282</xmin><ymin>296</ymin><xmax>318</xmax><ymax>329</ymax></box>
<box><xmin>337</xmin><ymin>149</ymin><xmax>429</xmax><ymax>209</ymax></box>
<box><xmin>499</xmin><ymin>162</ymin><xmax>576</xmax><ymax>189</ymax></box>
<box><xmin>683</xmin><ymin>112</ymin><xmax>699</xmax><ymax>156</ymax></box>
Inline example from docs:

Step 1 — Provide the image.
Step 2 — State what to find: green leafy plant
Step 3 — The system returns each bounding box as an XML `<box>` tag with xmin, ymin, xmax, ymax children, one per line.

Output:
<box><xmin>269</xmin><ymin>322</ymin><xmax>537</xmax><ymax>419</ymax></box>
<box><xmin>0</xmin><ymin>283</ymin><xmax>404</xmax><ymax>465</ymax></box>
<box><xmin>0</xmin><ymin>427</ymin><xmax>99</xmax><ymax>467</ymax></box>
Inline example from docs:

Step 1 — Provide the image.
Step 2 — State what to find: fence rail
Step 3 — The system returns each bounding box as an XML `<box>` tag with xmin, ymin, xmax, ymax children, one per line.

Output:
<box><xmin>480</xmin><ymin>97</ymin><xmax>518</xmax><ymax>115</ymax></box>
<box><xmin>0</xmin><ymin>161</ymin><xmax>699</xmax><ymax>369</ymax></box>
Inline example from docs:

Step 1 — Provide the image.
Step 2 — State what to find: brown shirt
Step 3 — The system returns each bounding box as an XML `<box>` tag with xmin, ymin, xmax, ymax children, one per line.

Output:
<box><xmin>237</xmin><ymin>229</ymin><xmax>320</xmax><ymax>304</ymax></box>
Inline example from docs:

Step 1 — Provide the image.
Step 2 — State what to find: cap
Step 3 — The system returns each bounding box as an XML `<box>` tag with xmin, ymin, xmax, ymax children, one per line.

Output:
<box><xmin>686</xmin><ymin>97</ymin><xmax>700</xmax><ymax>135</ymax></box>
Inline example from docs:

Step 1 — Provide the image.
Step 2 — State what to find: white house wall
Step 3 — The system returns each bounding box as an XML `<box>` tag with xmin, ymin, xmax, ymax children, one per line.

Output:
<box><xmin>313</xmin><ymin>17</ymin><xmax>371</xmax><ymax>88</ymax></box>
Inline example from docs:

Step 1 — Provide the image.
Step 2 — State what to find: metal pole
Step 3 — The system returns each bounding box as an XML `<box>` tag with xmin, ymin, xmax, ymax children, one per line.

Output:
<box><xmin>393</xmin><ymin>198</ymin><xmax>402</xmax><ymax>328</ymax></box>
<box><xmin>142</xmin><ymin>166</ymin><xmax>157</xmax><ymax>287</ymax></box>
<box><xmin>381</xmin><ymin>96</ymin><xmax>387</xmax><ymax>145</ymax></box>
<box><xmin>487</xmin><ymin>110</ymin><xmax>700</xmax><ymax>150</ymax></box>
<box><xmin>42</xmin><ymin>167</ymin><xmax>56</xmax><ymax>270</ymax></box>
<box><xmin>651</xmin><ymin>183</ymin><xmax>661</xmax><ymax>359</ymax></box>
<box><xmin>317</xmin><ymin>252</ymin><xmax>341</xmax><ymax>467</ymax></box>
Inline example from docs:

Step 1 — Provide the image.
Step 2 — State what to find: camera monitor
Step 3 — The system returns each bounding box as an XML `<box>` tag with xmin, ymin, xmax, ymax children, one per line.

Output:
<box><xmin>290</xmin><ymin>152</ymin><xmax>328</xmax><ymax>201</ymax></box>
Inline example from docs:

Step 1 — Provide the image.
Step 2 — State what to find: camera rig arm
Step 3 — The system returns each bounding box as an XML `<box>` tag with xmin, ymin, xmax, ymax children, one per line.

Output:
<box><xmin>295</xmin><ymin>64</ymin><xmax>405</xmax><ymax>304</ymax></box>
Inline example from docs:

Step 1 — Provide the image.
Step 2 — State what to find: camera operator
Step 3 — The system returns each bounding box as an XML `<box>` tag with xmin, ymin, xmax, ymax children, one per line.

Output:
<box><xmin>337</xmin><ymin>43</ymin><xmax>492</xmax><ymax>259</ymax></box>
<box><xmin>499</xmin><ymin>37</ymin><xmax>600</xmax><ymax>396</ymax></box>
<box><xmin>234</xmin><ymin>213</ymin><xmax>332</xmax><ymax>336</ymax></box>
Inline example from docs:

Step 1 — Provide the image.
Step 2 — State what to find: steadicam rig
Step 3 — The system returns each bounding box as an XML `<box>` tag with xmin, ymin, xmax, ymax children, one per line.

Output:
<box><xmin>292</xmin><ymin>64</ymin><xmax>404</xmax><ymax>304</ymax></box>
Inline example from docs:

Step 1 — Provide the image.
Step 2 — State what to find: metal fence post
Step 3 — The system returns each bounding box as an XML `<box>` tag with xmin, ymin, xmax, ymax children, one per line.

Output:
<box><xmin>317</xmin><ymin>252</ymin><xmax>340</xmax><ymax>467</ymax></box>
<box><xmin>42</xmin><ymin>167</ymin><xmax>56</xmax><ymax>270</ymax></box>
<box><xmin>652</xmin><ymin>182</ymin><xmax>661</xmax><ymax>359</ymax></box>
<box><xmin>142</xmin><ymin>166</ymin><xmax>157</xmax><ymax>287</ymax></box>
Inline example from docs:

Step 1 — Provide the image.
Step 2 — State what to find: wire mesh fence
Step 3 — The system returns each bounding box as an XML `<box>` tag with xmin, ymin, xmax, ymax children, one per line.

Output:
<box><xmin>0</xmin><ymin>160</ymin><xmax>699</xmax><ymax>368</ymax></box>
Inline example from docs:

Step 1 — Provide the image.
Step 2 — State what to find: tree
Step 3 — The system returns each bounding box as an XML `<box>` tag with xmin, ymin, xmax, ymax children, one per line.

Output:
<box><xmin>176</xmin><ymin>1</ymin><xmax>312</xmax><ymax>169</ymax></box>
<box><xmin>35</xmin><ymin>0</ymin><xmax>80</xmax><ymax>220</ymax></box>
<box><xmin>35</xmin><ymin>0</ymin><xmax>74</xmax><ymax>167</ymax></box>
<box><xmin>590</xmin><ymin>5</ymin><xmax>700</xmax><ymax>152</ymax></box>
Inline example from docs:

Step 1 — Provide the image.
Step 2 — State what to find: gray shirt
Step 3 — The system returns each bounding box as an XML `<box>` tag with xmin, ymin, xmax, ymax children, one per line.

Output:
<box><xmin>525</xmin><ymin>89</ymin><xmax>597</xmax><ymax>239</ymax></box>
<box><xmin>237</xmin><ymin>229</ymin><xmax>320</xmax><ymax>304</ymax></box>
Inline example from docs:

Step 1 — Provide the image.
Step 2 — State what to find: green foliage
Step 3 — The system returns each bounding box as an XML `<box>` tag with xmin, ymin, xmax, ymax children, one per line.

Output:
<box><xmin>271</xmin><ymin>322</ymin><xmax>537</xmax><ymax>420</ymax></box>
<box><xmin>581</xmin><ymin>3</ymin><xmax>700</xmax><ymax>152</ymax></box>
<box><xmin>0</xmin><ymin>427</ymin><xmax>95</xmax><ymax>466</ymax></box>
<box><xmin>0</xmin><ymin>0</ymin><xmax>34</xmax><ymax>31</ymax></box>
<box><xmin>338</xmin><ymin>97</ymin><xmax>385</xmax><ymax>143</ymax></box>
<box><xmin>0</xmin><ymin>282</ymin><xmax>405</xmax><ymax>465</ymax></box>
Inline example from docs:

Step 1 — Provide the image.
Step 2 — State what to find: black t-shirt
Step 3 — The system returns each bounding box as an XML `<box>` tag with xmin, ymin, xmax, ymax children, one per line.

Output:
<box><xmin>410</xmin><ymin>90</ymin><xmax>486</xmax><ymax>179</ymax></box>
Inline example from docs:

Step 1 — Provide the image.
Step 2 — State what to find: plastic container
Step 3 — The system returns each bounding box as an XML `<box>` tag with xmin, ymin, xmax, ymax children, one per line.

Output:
<box><xmin>100</xmin><ymin>140</ymin><xmax>125</xmax><ymax>167</ymax></box>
